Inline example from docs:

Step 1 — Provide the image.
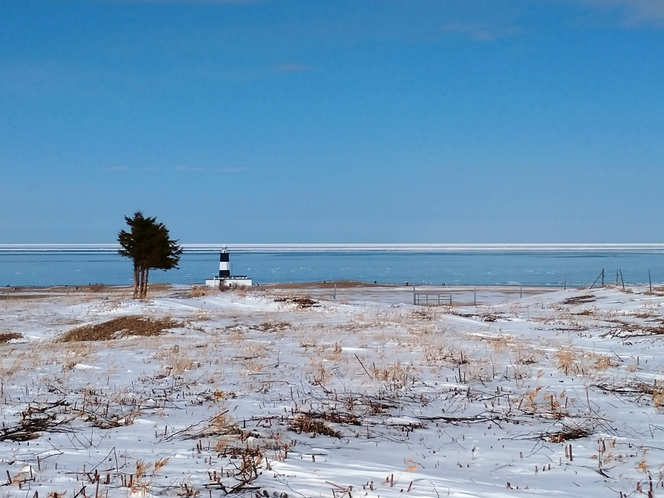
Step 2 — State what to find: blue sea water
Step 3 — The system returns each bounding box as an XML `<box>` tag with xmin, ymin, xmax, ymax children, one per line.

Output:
<box><xmin>2</xmin><ymin>244</ymin><xmax>664</xmax><ymax>288</ymax></box>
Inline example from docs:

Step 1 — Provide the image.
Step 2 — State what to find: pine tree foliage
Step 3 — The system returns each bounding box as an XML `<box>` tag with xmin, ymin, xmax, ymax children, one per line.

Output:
<box><xmin>118</xmin><ymin>211</ymin><xmax>183</xmax><ymax>299</ymax></box>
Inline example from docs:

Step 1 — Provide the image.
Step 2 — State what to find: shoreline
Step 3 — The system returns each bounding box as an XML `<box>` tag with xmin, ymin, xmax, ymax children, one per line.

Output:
<box><xmin>0</xmin><ymin>280</ymin><xmax>569</xmax><ymax>291</ymax></box>
<box><xmin>0</xmin><ymin>280</ymin><xmax>571</xmax><ymax>306</ymax></box>
<box><xmin>6</xmin><ymin>279</ymin><xmax>660</xmax><ymax>304</ymax></box>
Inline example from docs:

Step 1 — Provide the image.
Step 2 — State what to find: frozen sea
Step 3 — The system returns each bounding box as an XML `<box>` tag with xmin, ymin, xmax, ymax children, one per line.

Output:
<box><xmin>2</xmin><ymin>244</ymin><xmax>664</xmax><ymax>288</ymax></box>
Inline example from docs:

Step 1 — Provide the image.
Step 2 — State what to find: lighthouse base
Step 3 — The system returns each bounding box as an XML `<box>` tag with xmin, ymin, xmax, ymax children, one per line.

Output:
<box><xmin>205</xmin><ymin>277</ymin><xmax>253</xmax><ymax>288</ymax></box>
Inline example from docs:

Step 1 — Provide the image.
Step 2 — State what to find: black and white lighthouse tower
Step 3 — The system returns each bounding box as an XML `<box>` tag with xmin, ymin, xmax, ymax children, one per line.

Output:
<box><xmin>205</xmin><ymin>247</ymin><xmax>252</xmax><ymax>288</ymax></box>
<box><xmin>218</xmin><ymin>249</ymin><xmax>231</xmax><ymax>279</ymax></box>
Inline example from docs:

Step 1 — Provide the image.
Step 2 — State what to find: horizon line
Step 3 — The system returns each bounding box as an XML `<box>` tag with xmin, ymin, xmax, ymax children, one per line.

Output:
<box><xmin>2</xmin><ymin>243</ymin><xmax>664</xmax><ymax>253</ymax></box>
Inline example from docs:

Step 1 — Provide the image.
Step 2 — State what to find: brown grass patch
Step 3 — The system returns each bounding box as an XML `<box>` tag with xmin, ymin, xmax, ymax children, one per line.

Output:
<box><xmin>0</xmin><ymin>332</ymin><xmax>22</xmax><ymax>343</ymax></box>
<box><xmin>189</xmin><ymin>286</ymin><xmax>218</xmax><ymax>298</ymax></box>
<box><xmin>274</xmin><ymin>296</ymin><xmax>319</xmax><ymax>308</ymax></box>
<box><xmin>545</xmin><ymin>425</ymin><xmax>591</xmax><ymax>443</ymax></box>
<box><xmin>289</xmin><ymin>414</ymin><xmax>342</xmax><ymax>438</ymax></box>
<box><xmin>0</xmin><ymin>293</ymin><xmax>50</xmax><ymax>301</ymax></box>
<box><xmin>562</xmin><ymin>295</ymin><xmax>595</xmax><ymax>305</ymax></box>
<box><xmin>59</xmin><ymin>316</ymin><xmax>180</xmax><ymax>342</ymax></box>
<box><xmin>255</xmin><ymin>321</ymin><xmax>291</xmax><ymax>332</ymax></box>
<box><xmin>411</xmin><ymin>309</ymin><xmax>435</xmax><ymax>321</ymax></box>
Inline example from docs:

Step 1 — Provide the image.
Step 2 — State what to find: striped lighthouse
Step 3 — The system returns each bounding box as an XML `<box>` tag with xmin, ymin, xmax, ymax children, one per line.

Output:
<box><xmin>205</xmin><ymin>247</ymin><xmax>253</xmax><ymax>288</ymax></box>
<box><xmin>218</xmin><ymin>248</ymin><xmax>231</xmax><ymax>278</ymax></box>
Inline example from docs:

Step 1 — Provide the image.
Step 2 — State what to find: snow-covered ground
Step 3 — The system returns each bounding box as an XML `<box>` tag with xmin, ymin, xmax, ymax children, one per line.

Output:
<box><xmin>2</xmin><ymin>283</ymin><xmax>664</xmax><ymax>497</ymax></box>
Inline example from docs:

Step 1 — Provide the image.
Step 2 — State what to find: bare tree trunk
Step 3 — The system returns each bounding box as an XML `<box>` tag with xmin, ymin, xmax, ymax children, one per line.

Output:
<box><xmin>133</xmin><ymin>265</ymin><xmax>139</xmax><ymax>299</ymax></box>
<box><xmin>138</xmin><ymin>268</ymin><xmax>143</xmax><ymax>299</ymax></box>
<box><xmin>143</xmin><ymin>268</ymin><xmax>150</xmax><ymax>299</ymax></box>
<box><xmin>138</xmin><ymin>267</ymin><xmax>145</xmax><ymax>299</ymax></box>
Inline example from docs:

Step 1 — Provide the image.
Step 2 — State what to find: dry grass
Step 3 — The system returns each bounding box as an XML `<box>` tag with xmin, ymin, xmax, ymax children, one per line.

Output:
<box><xmin>562</xmin><ymin>294</ymin><xmax>596</xmax><ymax>305</ymax></box>
<box><xmin>556</xmin><ymin>346</ymin><xmax>618</xmax><ymax>376</ymax></box>
<box><xmin>545</xmin><ymin>424</ymin><xmax>592</xmax><ymax>443</ymax></box>
<box><xmin>557</xmin><ymin>348</ymin><xmax>579</xmax><ymax>375</ymax></box>
<box><xmin>0</xmin><ymin>293</ymin><xmax>51</xmax><ymax>301</ymax></box>
<box><xmin>59</xmin><ymin>316</ymin><xmax>181</xmax><ymax>342</ymax></box>
<box><xmin>189</xmin><ymin>286</ymin><xmax>218</xmax><ymax>298</ymax></box>
<box><xmin>274</xmin><ymin>296</ymin><xmax>319</xmax><ymax>308</ymax></box>
<box><xmin>255</xmin><ymin>321</ymin><xmax>291</xmax><ymax>332</ymax></box>
<box><xmin>289</xmin><ymin>414</ymin><xmax>341</xmax><ymax>438</ymax></box>
<box><xmin>0</xmin><ymin>332</ymin><xmax>22</xmax><ymax>343</ymax></box>
<box><xmin>411</xmin><ymin>309</ymin><xmax>435</xmax><ymax>321</ymax></box>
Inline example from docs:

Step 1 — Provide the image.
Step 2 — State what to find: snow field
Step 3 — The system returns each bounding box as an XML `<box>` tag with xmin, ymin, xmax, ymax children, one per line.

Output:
<box><xmin>1</xmin><ymin>285</ymin><xmax>664</xmax><ymax>497</ymax></box>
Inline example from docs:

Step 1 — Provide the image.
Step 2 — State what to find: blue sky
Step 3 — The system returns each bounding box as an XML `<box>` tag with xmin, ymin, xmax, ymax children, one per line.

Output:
<box><xmin>1</xmin><ymin>0</ymin><xmax>662</xmax><ymax>243</ymax></box>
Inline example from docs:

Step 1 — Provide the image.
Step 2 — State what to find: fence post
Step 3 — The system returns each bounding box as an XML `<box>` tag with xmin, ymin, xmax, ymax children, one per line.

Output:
<box><xmin>413</xmin><ymin>286</ymin><xmax>416</xmax><ymax>305</ymax></box>
<box><xmin>473</xmin><ymin>289</ymin><xmax>477</xmax><ymax>306</ymax></box>
<box><xmin>590</xmin><ymin>269</ymin><xmax>604</xmax><ymax>290</ymax></box>
<box><xmin>649</xmin><ymin>270</ymin><xmax>653</xmax><ymax>293</ymax></box>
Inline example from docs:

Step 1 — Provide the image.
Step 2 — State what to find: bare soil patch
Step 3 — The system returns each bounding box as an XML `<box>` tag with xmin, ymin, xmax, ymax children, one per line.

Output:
<box><xmin>59</xmin><ymin>316</ymin><xmax>181</xmax><ymax>342</ymax></box>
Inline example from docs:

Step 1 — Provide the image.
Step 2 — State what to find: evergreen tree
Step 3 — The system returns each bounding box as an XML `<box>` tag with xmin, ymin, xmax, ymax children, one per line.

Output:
<box><xmin>118</xmin><ymin>211</ymin><xmax>182</xmax><ymax>299</ymax></box>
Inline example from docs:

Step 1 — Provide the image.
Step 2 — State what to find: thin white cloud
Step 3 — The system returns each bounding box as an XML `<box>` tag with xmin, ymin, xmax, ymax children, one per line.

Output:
<box><xmin>441</xmin><ymin>22</ymin><xmax>522</xmax><ymax>41</ymax></box>
<box><xmin>216</xmin><ymin>167</ymin><xmax>247</xmax><ymax>173</ymax></box>
<box><xmin>104</xmin><ymin>166</ymin><xmax>128</xmax><ymax>172</ymax></box>
<box><xmin>173</xmin><ymin>166</ymin><xmax>247</xmax><ymax>173</ymax></box>
<box><xmin>275</xmin><ymin>62</ymin><xmax>312</xmax><ymax>74</ymax></box>
<box><xmin>175</xmin><ymin>165</ymin><xmax>206</xmax><ymax>172</ymax></box>
<box><xmin>571</xmin><ymin>0</ymin><xmax>664</xmax><ymax>27</ymax></box>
